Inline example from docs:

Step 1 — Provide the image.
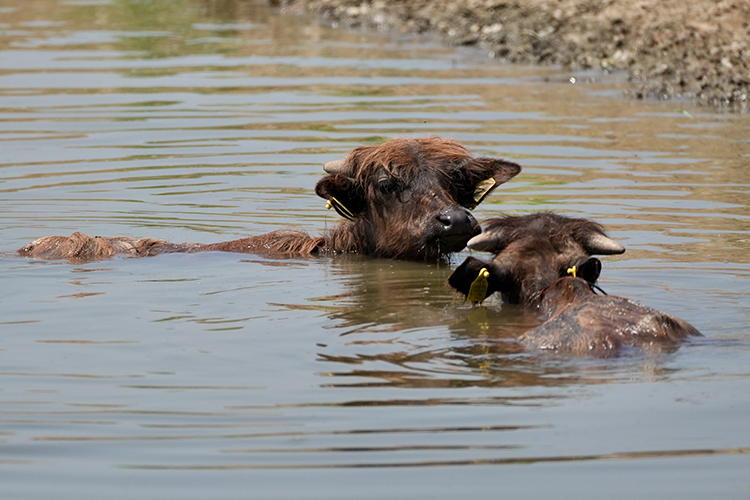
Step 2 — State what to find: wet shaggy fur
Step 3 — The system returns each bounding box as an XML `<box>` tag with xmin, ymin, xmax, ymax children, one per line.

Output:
<box><xmin>18</xmin><ymin>230</ymin><xmax>326</xmax><ymax>261</ymax></box>
<box><xmin>19</xmin><ymin>137</ymin><xmax>521</xmax><ymax>262</ymax></box>
<box><xmin>522</xmin><ymin>277</ymin><xmax>701</xmax><ymax>357</ymax></box>
<box><xmin>448</xmin><ymin>213</ymin><xmax>700</xmax><ymax>356</ymax></box>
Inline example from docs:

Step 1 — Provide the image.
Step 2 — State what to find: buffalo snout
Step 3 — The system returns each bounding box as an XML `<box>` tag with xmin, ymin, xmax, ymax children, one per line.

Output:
<box><xmin>436</xmin><ymin>207</ymin><xmax>478</xmax><ymax>237</ymax></box>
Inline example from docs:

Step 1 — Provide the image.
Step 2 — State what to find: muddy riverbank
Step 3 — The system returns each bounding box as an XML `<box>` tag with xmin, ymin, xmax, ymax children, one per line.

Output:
<box><xmin>276</xmin><ymin>0</ymin><xmax>750</xmax><ymax>110</ymax></box>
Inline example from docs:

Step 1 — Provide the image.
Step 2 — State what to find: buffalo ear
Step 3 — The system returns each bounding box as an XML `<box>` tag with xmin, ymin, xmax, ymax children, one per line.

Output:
<box><xmin>575</xmin><ymin>257</ymin><xmax>602</xmax><ymax>284</ymax></box>
<box><xmin>447</xmin><ymin>256</ymin><xmax>500</xmax><ymax>301</ymax></box>
<box><xmin>463</xmin><ymin>158</ymin><xmax>521</xmax><ymax>209</ymax></box>
<box><xmin>315</xmin><ymin>175</ymin><xmax>367</xmax><ymax>218</ymax></box>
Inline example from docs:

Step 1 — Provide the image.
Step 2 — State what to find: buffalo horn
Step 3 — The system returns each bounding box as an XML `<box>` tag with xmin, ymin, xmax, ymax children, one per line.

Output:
<box><xmin>582</xmin><ymin>233</ymin><xmax>625</xmax><ymax>255</ymax></box>
<box><xmin>466</xmin><ymin>230</ymin><xmax>505</xmax><ymax>252</ymax></box>
<box><xmin>323</xmin><ymin>159</ymin><xmax>349</xmax><ymax>174</ymax></box>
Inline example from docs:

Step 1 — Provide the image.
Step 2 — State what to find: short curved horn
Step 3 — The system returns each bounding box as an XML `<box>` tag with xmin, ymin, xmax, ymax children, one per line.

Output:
<box><xmin>466</xmin><ymin>230</ymin><xmax>506</xmax><ymax>252</ymax></box>
<box><xmin>582</xmin><ymin>233</ymin><xmax>625</xmax><ymax>255</ymax></box>
<box><xmin>323</xmin><ymin>159</ymin><xmax>349</xmax><ymax>174</ymax></box>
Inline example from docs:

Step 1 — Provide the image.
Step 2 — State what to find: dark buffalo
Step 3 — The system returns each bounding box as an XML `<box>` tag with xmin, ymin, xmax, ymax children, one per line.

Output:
<box><xmin>18</xmin><ymin>137</ymin><xmax>521</xmax><ymax>262</ymax></box>
<box><xmin>448</xmin><ymin>212</ymin><xmax>701</xmax><ymax>356</ymax></box>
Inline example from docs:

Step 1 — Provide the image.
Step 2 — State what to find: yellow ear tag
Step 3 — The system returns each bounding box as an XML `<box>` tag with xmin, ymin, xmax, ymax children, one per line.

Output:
<box><xmin>466</xmin><ymin>267</ymin><xmax>490</xmax><ymax>303</ymax></box>
<box><xmin>326</xmin><ymin>196</ymin><xmax>355</xmax><ymax>221</ymax></box>
<box><xmin>473</xmin><ymin>178</ymin><xmax>497</xmax><ymax>204</ymax></box>
<box><xmin>567</xmin><ymin>266</ymin><xmax>577</xmax><ymax>278</ymax></box>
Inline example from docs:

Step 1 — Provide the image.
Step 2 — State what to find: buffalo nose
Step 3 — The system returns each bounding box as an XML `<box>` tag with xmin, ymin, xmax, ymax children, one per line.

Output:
<box><xmin>436</xmin><ymin>207</ymin><xmax>476</xmax><ymax>236</ymax></box>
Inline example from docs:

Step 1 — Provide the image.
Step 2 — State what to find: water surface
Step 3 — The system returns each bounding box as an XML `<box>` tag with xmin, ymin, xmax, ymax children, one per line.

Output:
<box><xmin>1</xmin><ymin>0</ymin><xmax>750</xmax><ymax>498</ymax></box>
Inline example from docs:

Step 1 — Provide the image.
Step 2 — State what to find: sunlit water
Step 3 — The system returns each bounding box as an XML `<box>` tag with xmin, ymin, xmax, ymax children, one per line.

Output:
<box><xmin>1</xmin><ymin>0</ymin><xmax>750</xmax><ymax>498</ymax></box>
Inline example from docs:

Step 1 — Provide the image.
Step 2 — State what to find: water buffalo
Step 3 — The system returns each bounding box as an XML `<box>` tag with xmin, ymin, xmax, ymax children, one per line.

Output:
<box><xmin>18</xmin><ymin>137</ymin><xmax>521</xmax><ymax>262</ymax></box>
<box><xmin>448</xmin><ymin>212</ymin><xmax>701</xmax><ymax>356</ymax></box>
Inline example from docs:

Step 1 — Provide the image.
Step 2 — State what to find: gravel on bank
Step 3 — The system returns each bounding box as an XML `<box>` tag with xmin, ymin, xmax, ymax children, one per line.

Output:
<box><xmin>276</xmin><ymin>0</ymin><xmax>750</xmax><ymax>110</ymax></box>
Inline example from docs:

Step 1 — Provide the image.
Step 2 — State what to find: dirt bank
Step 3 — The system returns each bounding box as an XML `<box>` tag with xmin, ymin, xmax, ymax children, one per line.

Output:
<box><xmin>276</xmin><ymin>0</ymin><xmax>750</xmax><ymax>110</ymax></box>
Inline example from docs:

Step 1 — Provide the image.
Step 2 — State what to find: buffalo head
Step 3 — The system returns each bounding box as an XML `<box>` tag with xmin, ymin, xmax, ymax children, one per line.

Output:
<box><xmin>448</xmin><ymin>212</ymin><xmax>625</xmax><ymax>305</ymax></box>
<box><xmin>315</xmin><ymin>137</ymin><xmax>521</xmax><ymax>260</ymax></box>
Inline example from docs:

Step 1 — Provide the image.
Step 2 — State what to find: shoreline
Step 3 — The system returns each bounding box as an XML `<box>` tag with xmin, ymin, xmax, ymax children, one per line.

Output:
<box><xmin>276</xmin><ymin>0</ymin><xmax>750</xmax><ymax>111</ymax></box>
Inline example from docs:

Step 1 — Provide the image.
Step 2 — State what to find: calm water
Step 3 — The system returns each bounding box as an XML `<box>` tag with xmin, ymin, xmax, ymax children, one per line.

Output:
<box><xmin>1</xmin><ymin>0</ymin><xmax>750</xmax><ymax>498</ymax></box>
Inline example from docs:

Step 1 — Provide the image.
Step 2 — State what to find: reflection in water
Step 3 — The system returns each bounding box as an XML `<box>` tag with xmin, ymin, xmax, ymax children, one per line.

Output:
<box><xmin>1</xmin><ymin>0</ymin><xmax>749</xmax><ymax>496</ymax></box>
<box><xmin>124</xmin><ymin>446</ymin><xmax>750</xmax><ymax>471</ymax></box>
<box><xmin>270</xmin><ymin>258</ymin><xmax>688</xmax><ymax>389</ymax></box>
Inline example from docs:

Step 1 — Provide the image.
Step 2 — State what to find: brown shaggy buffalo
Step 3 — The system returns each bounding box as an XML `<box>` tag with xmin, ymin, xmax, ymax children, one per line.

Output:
<box><xmin>18</xmin><ymin>137</ymin><xmax>521</xmax><ymax>262</ymax></box>
<box><xmin>448</xmin><ymin>213</ymin><xmax>701</xmax><ymax>356</ymax></box>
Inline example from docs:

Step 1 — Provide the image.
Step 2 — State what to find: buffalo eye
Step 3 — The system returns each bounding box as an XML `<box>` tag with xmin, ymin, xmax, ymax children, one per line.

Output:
<box><xmin>377</xmin><ymin>178</ymin><xmax>400</xmax><ymax>195</ymax></box>
<box><xmin>448</xmin><ymin>168</ymin><xmax>472</xmax><ymax>204</ymax></box>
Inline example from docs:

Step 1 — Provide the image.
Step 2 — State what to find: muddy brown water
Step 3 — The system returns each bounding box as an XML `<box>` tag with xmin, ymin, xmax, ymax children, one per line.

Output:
<box><xmin>1</xmin><ymin>1</ymin><xmax>749</xmax><ymax>498</ymax></box>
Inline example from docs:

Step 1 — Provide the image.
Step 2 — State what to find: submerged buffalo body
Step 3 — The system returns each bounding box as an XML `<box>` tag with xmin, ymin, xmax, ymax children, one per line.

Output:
<box><xmin>19</xmin><ymin>137</ymin><xmax>521</xmax><ymax>261</ymax></box>
<box><xmin>522</xmin><ymin>276</ymin><xmax>700</xmax><ymax>356</ymax></box>
<box><xmin>448</xmin><ymin>213</ymin><xmax>700</xmax><ymax>356</ymax></box>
